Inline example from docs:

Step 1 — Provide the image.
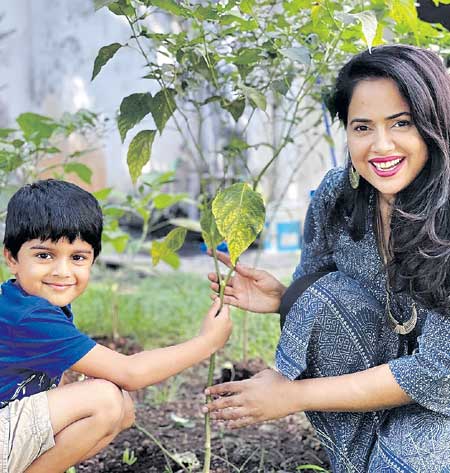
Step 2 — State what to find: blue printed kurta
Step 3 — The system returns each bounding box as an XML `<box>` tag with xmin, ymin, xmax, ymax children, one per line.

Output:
<box><xmin>276</xmin><ymin>167</ymin><xmax>450</xmax><ymax>472</ymax></box>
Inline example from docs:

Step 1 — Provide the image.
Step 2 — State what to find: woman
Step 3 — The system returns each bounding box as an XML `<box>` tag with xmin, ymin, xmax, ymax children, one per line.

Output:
<box><xmin>205</xmin><ymin>45</ymin><xmax>450</xmax><ymax>472</ymax></box>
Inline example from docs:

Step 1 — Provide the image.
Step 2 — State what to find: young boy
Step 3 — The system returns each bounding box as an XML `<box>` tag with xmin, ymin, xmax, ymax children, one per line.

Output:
<box><xmin>0</xmin><ymin>179</ymin><xmax>231</xmax><ymax>473</ymax></box>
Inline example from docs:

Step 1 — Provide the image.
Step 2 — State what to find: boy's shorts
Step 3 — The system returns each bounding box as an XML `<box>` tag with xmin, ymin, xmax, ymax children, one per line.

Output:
<box><xmin>0</xmin><ymin>392</ymin><xmax>55</xmax><ymax>473</ymax></box>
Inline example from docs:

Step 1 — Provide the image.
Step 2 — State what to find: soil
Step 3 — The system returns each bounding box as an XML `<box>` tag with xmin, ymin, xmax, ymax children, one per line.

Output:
<box><xmin>66</xmin><ymin>337</ymin><xmax>330</xmax><ymax>473</ymax></box>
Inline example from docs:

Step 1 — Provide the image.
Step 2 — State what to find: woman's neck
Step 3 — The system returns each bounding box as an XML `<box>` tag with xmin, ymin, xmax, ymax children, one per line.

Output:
<box><xmin>377</xmin><ymin>193</ymin><xmax>394</xmax><ymax>257</ymax></box>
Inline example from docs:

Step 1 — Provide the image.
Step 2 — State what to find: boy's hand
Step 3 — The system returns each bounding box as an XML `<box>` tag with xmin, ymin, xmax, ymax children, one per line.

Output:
<box><xmin>199</xmin><ymin>299</ymin><xmax>232</xmax><ymax>352</ymax></box>
<box><xmin>203</xmin><ymin>369</ymin><xmax>295</xmax><ymax>428</ymax></box>
<box><xmin>208</xmin><ymin>251</ymin><xmax>286</xmax><ymax>313</ymax></box>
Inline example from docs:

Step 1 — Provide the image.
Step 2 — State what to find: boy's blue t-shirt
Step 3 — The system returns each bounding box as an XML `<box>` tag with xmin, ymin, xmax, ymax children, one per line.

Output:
<box><xmin>0</xmin><ymin>279</ymin><xmax>96</xmax><ymax>408</ymax></box>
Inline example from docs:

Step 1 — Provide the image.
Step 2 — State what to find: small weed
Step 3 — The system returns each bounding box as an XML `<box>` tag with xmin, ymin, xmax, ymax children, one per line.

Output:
<box><xmin>297</xmin><ymin>465</ymin><xmax>329</xmax><ymax>472</ymax></box>
<box><xmin>122</xmin><ymin>447</ymin><xmax>138</xmax><ymax>466</ymax></box>
<box><xmin>65</xmin><ymin>467</ymin><xmax>76</xmax><ymax>473</ymax></box>
<box><xmin>145</xmin><ymin>375</ymin><xmax>183</xmax><ymax>406</ymax></box>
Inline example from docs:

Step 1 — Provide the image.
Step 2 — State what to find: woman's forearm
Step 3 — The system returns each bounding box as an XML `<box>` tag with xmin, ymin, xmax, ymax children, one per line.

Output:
<box><xmin>288</xmin><ymin>364</ymin><xmax>412</xmax><ymax>413</ymax></box>
<box><xmin>205</xmin><ymin>365</ymin><xmax>413</xmax><ymax>428</ymax></box>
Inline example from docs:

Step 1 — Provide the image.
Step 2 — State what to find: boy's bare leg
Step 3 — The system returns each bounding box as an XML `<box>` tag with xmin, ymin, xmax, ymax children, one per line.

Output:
<box><xmin>24</xmin><ymin>378</ymin><xmax>135</xmax><ymax>473</ymax></box>
<box><xmin>78</xmin><ymin>389</ymin><xmax>135</xmax><ymax>462</ymax></box>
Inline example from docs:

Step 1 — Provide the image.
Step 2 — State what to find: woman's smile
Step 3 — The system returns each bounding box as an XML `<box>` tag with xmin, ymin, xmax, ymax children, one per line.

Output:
<box><xmin>346</xmin><ymin>78</ymin><xmax>428</xmax><ymax>201</ymax></box>
<box><xmin>369</xmin><ymin>155</ymin><xmax>406</xmax><ymax>177</ymax></box>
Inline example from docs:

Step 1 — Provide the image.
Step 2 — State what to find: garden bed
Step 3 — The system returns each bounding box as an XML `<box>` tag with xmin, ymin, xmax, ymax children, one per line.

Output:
<box><xmin>75</xmin><ymin>362</ymin><xmax>330</xmax><ymax>473</ymax></box>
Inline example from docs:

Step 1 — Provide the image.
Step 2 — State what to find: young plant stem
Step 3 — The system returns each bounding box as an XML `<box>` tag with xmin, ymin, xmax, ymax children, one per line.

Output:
<box><xmin>242</xmin><ymin>309</ymin><xmax>248</xmax><ymax>363</ymax></box>
<box><xmin>203</xmin><ymin>255</ymin><xmax>233</xmax><ymax>473</ymax></box>
<box><xmin>134</xmin><ymin>424</ymin><xmax>190</xmax><ymax>473</ymax></box>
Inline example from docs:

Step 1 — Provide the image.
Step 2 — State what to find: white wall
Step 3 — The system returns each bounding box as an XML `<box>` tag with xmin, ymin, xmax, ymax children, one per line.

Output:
<box><xmin>0</xmin><ymin>0</ymin><xmax>346</xmax><ymax>216</ymax></box>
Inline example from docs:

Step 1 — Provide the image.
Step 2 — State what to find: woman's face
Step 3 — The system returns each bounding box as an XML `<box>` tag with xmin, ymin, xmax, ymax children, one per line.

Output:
<box><xmin>346</xmin><ymin>78</ymin><xmax>428</xmax><ymax>203</ymax></box>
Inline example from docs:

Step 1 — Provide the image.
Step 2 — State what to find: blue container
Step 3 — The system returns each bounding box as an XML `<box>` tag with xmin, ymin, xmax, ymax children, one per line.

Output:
<box><xmin>200</xmin><ymin>241</ymin><xmax>229</xmax><ymax>253</ymax></box>
<box><xmin>276</xmin><ymin>221</ymin><xmax>302</xmax><ymax>252</ymax></box>
<box><xmin>263</xmin><ymin>221</ymin><xmax>272</xmax><ymax>251</ymax></box>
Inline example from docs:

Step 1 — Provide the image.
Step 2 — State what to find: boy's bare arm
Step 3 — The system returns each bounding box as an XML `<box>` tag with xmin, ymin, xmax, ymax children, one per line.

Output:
<box><xmin>70</xmin><ymin>301</ymin><xmax>231</xmax><ymax>391</ymax></box>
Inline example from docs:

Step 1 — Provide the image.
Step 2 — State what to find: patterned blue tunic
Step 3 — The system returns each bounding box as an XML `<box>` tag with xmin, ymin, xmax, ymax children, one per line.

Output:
<box><xmin>276</xmin><ymin>167</ymin><xmax>450</xmax><ymax>473</ymax></box>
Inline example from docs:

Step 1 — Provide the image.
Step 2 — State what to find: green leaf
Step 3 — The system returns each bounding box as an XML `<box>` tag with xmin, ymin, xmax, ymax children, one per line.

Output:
<box><xmin>91</xmin><ymin>43</ymin><xmax>122</xmax><ymax>81</ymax></box>
<box><xmin>127</xmin><ymin>130</ymin><xmax>157</xmax><ymax>183</ymax></box>
<box><xmin>151</xmin><ymin>242</ymin><xmax>180</xmax><ymax>269</ymax></box>
<box><xmin>12</xmin><ymin>139</ymin><xmax>25</xmax><ymax>148</ymax></box>
<box><xmin>0</xmin><ymin>150</ymin><xmax>23</xmax><ymax>172</ymax></box>
<box><xmin>283</xmin><ymin>0</ymin><xmax>312</xmax><ymax>15</ymax></box>
<box><xmin>222</xmin><ymin>98</ymin><xmax>246</xmax><ymax>122</ymax></box>
<box><xmin>212</xmin><ymin>183</ymin><xmax>265</xmax><ymax>265</ymax></box>
<box><xmin>135</xmin><ymin>205</ymin><xmax>150</xmax><ymax>222</ymax></box>
<box><xmin>220</xmin><ymin>14</ymin><xmax>258</xmax><ymax>30</ymax></box>
<box><xmin>240</xmin><ymin>0</ymin><xmax>255</xmax><ymax>14</ymax></box>
<box><xmin>64</xmin><ymin>163</ymin><xmax>93</xmax><ymax>184</ymax></box>
<box><xmin>149</xmin><ymin>0</ymin><xmax>190</xmax><ymax>17</ymax></box>
<box><xmin>40</xmin><ymin>146</ymin><xmax>60</xmax><ymax>154</ymax></box>
<box><xmin>94</xmin><ymin>0</ymin><xmax>117</xmax><ymax>10</ymax></box>
<box><xmin>103</xmin><ymin>230</ymin><xmax>129</xmax><ymax>253</ymax></box>
<box><xmin>16</xmin><ymin>113</ymin><xmax>58</xmax><ymax>144</ymax></box>
<box><xmin>200</xmin><ymin>204</ymin><xmax>223</xmax><ymax>250</ymax></box>
<box><xmin>272</xmin><ymin>74</ymin><xmax>294</xmax><ymax>96</ymax></box>
<box><xmin>354</xmin><ymin>11</ymin><xmax>377</xmax><ymax>52</ymax></box>
<box><xmin>162</xmin><ymin>251</ymin><xmax>180</xmax><ymax>269</ymax></box>
<box><xmin>193</xmin><ymin>5</ymin><xmax>219</xmax><ymax>20</ymax></box>
<box><xmin>142</xmin><ymin>170</ymin><xmax>175</xmax><ymax>189</ymax></box>
<box><xmin>226</xmin><ymin>137</ymin><xmax>250</xmax><ymax>151</ymax></box>
<box><xmin>280</xmin><ymin>46</ymin><xmax>311</xmax><ymax>65</ymax></box>
<box><xmin>166</xmin><ymin>227</ymin><xmax>187</xmax><ymax>251</ymax></box>
<box><xmin>151</xmin><ymin>227</ymin><xmax>187</xmax><ymax>267</ymax></box>
<box><xmin>117</xmin><ymin>93</ymin><xmax>152</xmax><ymax>142</ymax></box>
<box><xmin>149</xmin><ymin>89</ymin><xmax>177</xmax><ymax>134</ymax></box>
<box><xmin>108</xmin><ymin>0</ymin><xmax>135</xmax><ymax>16</ymax></box>
<box><xmin>103</xmin><ymin>206</ymin><xmax>125</xmax><ymax>218</ymax></box>
<box><xmin>153</xmin><ymin>193</ymin><xmax>188</xmax><ymax>209</ymax></box>
<box><xmin>233</xmin><ymin>48</ymin><xmax>262</xmax><ymax>65</ymax></box>
<box><xmin>0</xmin><ymin>128</ymin><xmax>16</xmax><ymax>139</ymax></box>
<box><xmin>241</xmin><ymin>85</ymin><xmax>266</xmax><ymax>111</ymax></box>
<box><xmin>93</xmin><ymin>187</ymin><xmax>113</xmax><ymax>200</ymax></box>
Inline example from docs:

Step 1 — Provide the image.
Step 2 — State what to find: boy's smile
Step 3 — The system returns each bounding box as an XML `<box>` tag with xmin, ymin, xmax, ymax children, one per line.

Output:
<box><xmin>4</xmin><ymin>238</ymin><xmax>94</xmax><ymax>307</ymax></box>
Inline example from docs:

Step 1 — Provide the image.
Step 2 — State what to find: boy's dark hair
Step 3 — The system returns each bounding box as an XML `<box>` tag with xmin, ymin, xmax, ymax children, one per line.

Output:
<box><xmin>4</xmin><ymin>179</ymin><xmax>103</xmax><ymax>259</ymax></box>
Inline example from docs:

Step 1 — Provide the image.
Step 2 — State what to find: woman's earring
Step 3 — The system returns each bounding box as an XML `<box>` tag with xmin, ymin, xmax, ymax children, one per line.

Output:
<box><xmin>349</xmin><ymin>164</ymin><xmax>360</xmax><ymax>189</ymax></box>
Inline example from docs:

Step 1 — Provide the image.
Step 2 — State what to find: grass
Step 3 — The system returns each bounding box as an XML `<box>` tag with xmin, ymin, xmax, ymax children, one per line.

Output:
<box><xmin>72</xmin><ymin>265</ymin><xmax>281</xmax><ymax>364</ymax></box>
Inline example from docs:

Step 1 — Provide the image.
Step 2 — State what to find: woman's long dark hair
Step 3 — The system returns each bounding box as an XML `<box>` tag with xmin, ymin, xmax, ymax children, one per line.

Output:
<box><xmin>330</xmin><ymin>44</ymin><xmax>450</xmax><ymax>314</ymax></box>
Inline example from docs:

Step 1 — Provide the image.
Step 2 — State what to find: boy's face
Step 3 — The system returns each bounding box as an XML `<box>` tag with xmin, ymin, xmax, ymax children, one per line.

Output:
<box><xmin>3</xmin><ymin>237</ymin><xmax>94</xmax><ymax>307</ymax></box>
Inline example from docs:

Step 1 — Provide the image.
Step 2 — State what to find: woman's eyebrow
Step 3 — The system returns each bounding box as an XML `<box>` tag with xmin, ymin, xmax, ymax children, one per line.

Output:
<box><xmin>349</xmin><ymin>111</ymin><xmax>412</xmax><ymax>125</ymax></box>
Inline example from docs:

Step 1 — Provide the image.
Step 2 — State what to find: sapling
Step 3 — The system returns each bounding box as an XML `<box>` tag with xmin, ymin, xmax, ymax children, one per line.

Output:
<box><xmin>200</xmin><ymin>182</ymin><xmax>265</xmax><ymax>472</ymax></box>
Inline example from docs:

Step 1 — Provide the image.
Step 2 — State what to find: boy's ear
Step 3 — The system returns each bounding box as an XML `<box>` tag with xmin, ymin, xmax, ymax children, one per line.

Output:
<box><xmin>3</xmin><ymin>248</ymin><xmax>18</xmax><ymax>274</ymax></box>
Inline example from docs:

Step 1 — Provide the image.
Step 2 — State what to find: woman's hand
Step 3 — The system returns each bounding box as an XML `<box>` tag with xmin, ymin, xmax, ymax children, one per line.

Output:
<box><xmin>203</xmin><ymin>369</ymin><xmax>296</xmax><ymax>428</ymax></box>
<box><xmin>208</xmin><ymin>251</ymin><xmax>286</xmax><ymax>313</ymax></box>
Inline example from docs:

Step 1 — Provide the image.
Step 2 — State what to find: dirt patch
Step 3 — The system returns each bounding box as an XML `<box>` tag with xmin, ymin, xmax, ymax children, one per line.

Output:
<box><xmin>67</xmin><ymin>337</ymin><xmax>330</xmax><ymax>472</ymax></box>
<box><xmin>75</xmin><ymin>375</ymin><xmax>329</xmax><ymax>472</ymax></box>
<box><xmin>76</xmin><ymin>396</ymin><xmax>329</xmax><ymax>473</ymax></box>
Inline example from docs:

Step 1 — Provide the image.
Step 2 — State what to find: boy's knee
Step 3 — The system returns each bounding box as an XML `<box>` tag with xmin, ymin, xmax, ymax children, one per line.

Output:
<box><xmin>90</xmin><ymin>379</ymin><xmax>126</xmax><ymax>431</ymax></box>
<box><xmin>90</xmin><ymin>380</ymin><xmax>135</xmax><ymax>432</ymax></box>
